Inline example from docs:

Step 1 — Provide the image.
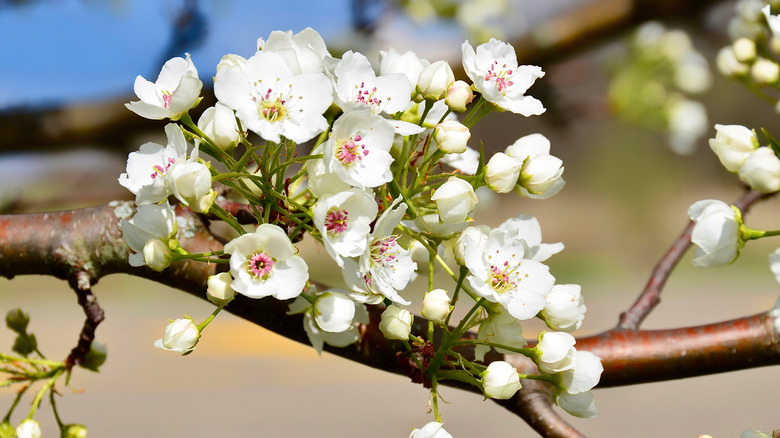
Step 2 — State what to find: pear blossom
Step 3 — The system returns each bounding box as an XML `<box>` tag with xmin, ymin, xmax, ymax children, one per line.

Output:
<box><xmin>256</xmin><ymin>27</ymin><xmax>334</xmax><ymax>75</ymax></box>
<box><xmin>125</xmin><ymin>53</ymin><xmax>202</xmax><ymax>120</ymax></box>
<box><xmin>333</xmin><ymin>51</ymin><xmax>413</xmax><ymax>115</ymax></box>
<box><xmin>431</xmin><ymin>176</ymin><xmax>478</xmax><ymax>224</ymax></box>
<box><xmin>421</xmin><ymin>289</ymin><xmax>452</xmax><ymax>323</ymax></box>
<box><xmin>216</xmin><ymin>54</ymin><xmax>247</xmax><ymax>74</ymax></box>
<box><xmin>462</xmin><ymin>38</ymin><xmax>545</xmax><ymax>116</ymax></box>
<box><xmin>214</xmin><ymin>50</ymin><xmax>333</xmax><ymax>143</ymax></box>
<box><xmin>198</xmin><ymin>102</ymin><xmax>240</xmax><ymax>150</ymax></box>
<box><xmin>143</xmin><ymin>239</ymin><xmax>172</xmax><ymax>272</ymax></box>
<box><xmin>166</xmin><ymin>160</ymin><xmax>216</xmax><ymax>213</ymax></box>
<box><xmin>536</xmin><ymin>331</ymin><xmax>577</xmax><ymax>374</ymax></box>
<box><xmin>378</xmin><ymin>305</ymin><xmax>413</xmax><ymax>340</ymax></box>
<box><xmin>322</xmin><ymin>108</ymin><xmax>396</xmax><ymax>188</ymax></box>
<box><xmin>559</xmin><ymin>350</ymin><xmax>602</xmax><ymax>395</ymax></box>
<box><xmin>454</xmin><ymin>225</ymin><xmax>490</xmax><ymax>266</ymax></box>
<box><xmin>409</xmin><ymin>422</ymin><xmax>453</xmax><ymax>438</ymax></box>
<box><xmin>475</xmin><ymin>308</ymin><xmax>527</xmax><ymax>361</ymax></box>
<box><xmin>751</xmin><ymin>57</ymin><xmax>780</xmax><ymax>84</ymax></box>
<box><xmin>738</xmin><ymin>147</ymin><xmax>780</xmax><ymax>193</ymax></box>
<box><xmin>541</xmin><ymin>284</ymin><xmax>587</xmax><ymax>332</ymax></box>
<box><xmin>495</xmin><ymin>214</ymin><xmax>564</xmax><ymax>262</ymax></box>
<box><xmin>416</xmin><ymin>60</ymin><xmax>455</xmax><ymax>100</ymax></box>
<box><xmin>207</xmin><ymin>272</ymin><xmax>236</xmax><ymax>306</ymax></box>
<box><xmin>733</xmin><ymin>37</ymin><xmax>757</xmax><ymax>62</ymax></box>
<box><xmin>119</xmin><ymin>123</ymin><xmax>189</xmax><ymax>205</ymax></box>
<box><xmin>708</xmin><ymin>124</ymin><xmax>758</xmax><ymax>172</ymax></box>
<box><xmin>313</xmin><ymin>188</ymin><xmax>378</xmax><ymax>267</ymax></box>
<box><xmin>667</xmin><ymin>98</ymin><xmax>708</xmax><ymax>155</ymax></box>
<box><xmin>688</xmin><ymin>200</ymin><xmax>742</xmax><ymax>267</ymax></box>
<box><xmin>764</xmin><ymin>5</ymin><xmax>780</xmax><ymax>39</ymax></box>
<box><xmin>288</xmin><ymin>291</ymin><xmax>369</xmax><ymax>355</ymax></box>
<box><xmin>120</xmin><ymin>203</ymin><xmax>178</xmax><ymax>270</ymax></box>
<box><xmin>344</xmin><ymin>200</ymin><xmax>416</xmax><ymax>305</ymax></box>
<box><xmin>481</xmin><ymin>360</ymin><xmax>522</xmax><ymax>399</ymax></box>
<box><xmin>463</xmin><ymin>225</ymin><xmax>555</xmax><ymax>320</ymax></box>
<box><xmin>484</xmin><ymin>152</ymin><xmax>522</xmax><ymax>193</ymax></box>
<box><xmin>154</xmin><ymin>318</ymin><xmax>200</xmax><ymax>354</ymax></box>
<box><xmin>445</xmin><ymin>80</ymin><xmax>475</xmax><ymax>111</ymax></box>
<box><xmin>224</xmin><ymin>224</ymin><xmax>309</xmax><ymax>299</ymax></box>
<box><xmin>434</xmin><ymin>120</ymin><xmax>470</xmax><ymax>154</ymax></box>
<box><xmin>506</xmin><ymin>133</ymin><xmax>565</xmax><ymax>199</ymax></box>
<box><xmin>715</xmin><ymin>46</ymin><xmax>749</xmax><ymax>77</ymax></box>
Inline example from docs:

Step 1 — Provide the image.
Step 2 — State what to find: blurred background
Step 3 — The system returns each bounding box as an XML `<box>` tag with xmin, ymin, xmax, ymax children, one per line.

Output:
<box><xmin>2</xmin><ymin>0</ymin><xmax>780</xmax><ymax>436</ymax></box>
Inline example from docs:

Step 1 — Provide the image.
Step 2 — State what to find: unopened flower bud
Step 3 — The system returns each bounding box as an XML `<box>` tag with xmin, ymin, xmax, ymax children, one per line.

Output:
<box><xmin>445</xmin><ymin>80</ymin><xmax>474</xmax><ymax>111</ymax></box>
<box><xmin>5</xmin><ymin>308</ymin><xmax>29</xmax><ymax>333</ymax></box>
<box><xmin>0</xmin><ymin>422</ymin><xmax>15</xmax><ymax>438</ymax></box>
<box><xmin>154</xmin><ymin>318</ymin><xmax>200</xmax><ymax>354</ymax></box>
<box><xmin>421</xmin><ymin>289</ymin><xmax>452</xmax><ymax>322</ymax></box>
<box><xmin>313</xmin><ymin>291</ymin><xmax>356</xmax><ymax>333</ymax></box>
<box><xmin>751</xmin><ymin>58</ymin><xmax>780</xmax><ymax>84</ymax></box>
<box><xmin>62</xmin><ymin>424</ymin><xmax>89</xmax><ymax>438</ymax></box>
<box><xmin>536</xmin><ymin>331</ymin><xmax>577</xmax><ymax>374</ymax></box>
<box><xmin>733</xmin><ymin>37</ymin><xmax>756</xmax><ymax>62</ymax></box>
<box><xmin>143</xmin><ymin>239</ymin><xmax>172</xmax><ymax>272</ymax></box>
<box><xmin>16</xmin><ymin>419</ymin><xmax>41</xmax><ymax>438</ymax></box>
<box><xmin>481</xmin><ymin>360</ymin><xmax>522</xmax><ymax>399</ymax></box>
<box><xmin>417</xmin><ymin>60</ymin><xmax>455</xmax><ymax>100</ymax></box>
<box><xmin>378</xmin><ymin>305</ymin><xmax>413</xmax><ymax>340</ymax></box>
<box><xmin>207</xmin><ymin>272</ymin><xmax>236</xmax><ymax>306</ymax></box>
<box><xmin>198</xmin><ymin>102</ymin><xmax>240</xmax><ymax>150</ymax></box>
<box><xmin>433</xmin><ymin>120</ymin><xmax>470</xmax><ymax>154</ymax></box>
<box><xmin>716</xmin><ymin>47</ymin><xmax>749</xmax><ymax>77</ymax></box>
<box><xmin>738</xmin><ymin>146</ymin><xmax>780</xmax><ymax>193</ymax></box>
<box><xmin>166</xmin><ymin>161</ymin><xmax>217</xmax><ymax>213</ymax></box>
<box><xmin>485</xmin><ymin>152</ymin><xmax>521</xmax><ymax>193</ymax></box>
<box><xmin>453</xmin><ymin>226</ymin><xmax>489</xmax><ymax>266</ymax></box>
<box><xmin>541</xmin><ymin>284</ymin><xmax>586</xmax><ymax>332</ymax></box>
<box><xmin>709</xmin><ymin>124</ymin><xmax>758</xmax><ymax>172</ymax></box>
<box><xmin>216</xmin><ymin>53</ymin><xmax>247</xmax><ymax>74</ymax></box>
<box><xmin>431</xmin><ymin>176</ymin><xmax>478</xmax><ymax>224</ymax></box>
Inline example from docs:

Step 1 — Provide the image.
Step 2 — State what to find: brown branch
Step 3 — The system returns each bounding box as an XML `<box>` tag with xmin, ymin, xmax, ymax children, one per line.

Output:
<box><xmin>617</xmin><ymin>189</ymin><xmax>766</xmax><ymax>330</ymax></box>
<box><xmin>3</xmin><ymin>203</ymin><xmax>780</xmax><ymax>437</ymax></box>
<box><xmin>64</xmin><ymin>272</ymin><xmax>105</xmax><ymax>369</ymax></box>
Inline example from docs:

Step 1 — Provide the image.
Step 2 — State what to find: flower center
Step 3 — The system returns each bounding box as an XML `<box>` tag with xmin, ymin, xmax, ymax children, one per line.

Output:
<box><xmin>370</xmin><ymin>235</ymin><xmax>401</xmax><ymax>267</ymax></box>
<box><xmin>353</xmin><ymin>81</ymin><xmax>390</xmax><ymax>112</ymax></box>
<box><xmin>484</xmin><ymin>61</ymin><xmax>514</xmax><ymax>94</ymax></box>
<box><xmin>253</xmin><ymin>84</ymin><xmax>291</xmax><ymax>123</ymax></box>
<box><xmin>150</xmin><ymin>157</ymin><xmax>176</xmax><ymax>180</ymax></box>
<box><xmin>486</xmin><ymin>251</ymin><xmax>522</xmax><ymax>294</ymax></box>
<box><xmin>247</xmin><ymin>252</ymin><xmax>275</xmax><ymax>279</ymax></box>
<box><xmin>161</xmin><ymin>91</ymin><xmax>172</xmax><ymax>109</ymax></box>
<box><xmin>335</xmin><ymin>135</ymin><xmax>368</xmax><ymax>166</ymax></box>
<box><xmin>325</xmin><ymin>209</ymin><xmax>350</xmax><ymax>235</ymax></box>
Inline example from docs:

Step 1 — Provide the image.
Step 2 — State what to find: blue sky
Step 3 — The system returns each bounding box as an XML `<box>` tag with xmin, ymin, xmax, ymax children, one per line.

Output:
<box><xmin>0</xmin><ymin>0</ymin><xmax>353</xmax><ymax>108</ymax></box>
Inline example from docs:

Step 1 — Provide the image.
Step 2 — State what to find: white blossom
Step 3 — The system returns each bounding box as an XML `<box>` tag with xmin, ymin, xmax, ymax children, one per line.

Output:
<box><xmin>557</xmin><ymin>390</ymin><xmax>599</xmax><ymax>418</ymax></box>
<box><xmin>484</xmin><ymin>152</ymin><xmax>522</xmax><ymax>193</ymax></box>
<box><xmin>15</xmin><ymin>419</ymin><xmax>42</xmax><ymax>438</ymax></box>
<box><xmin>166</xmin><ymin>160</ymin><xmax>216</xmax><ymax>213</ymax></box>
<box><xmin>462</xmin><ymin>38</ymin><xmax>545</xmax><ymax>116</ymax></box>
<box><xmin>256</xmin><ymin>27</ymin><xmax>334</xmax><ymax>75</ymax></box>
<box><xmin>445</xmin><ymin>80</ymin><xmax>475</xmax><ymax>112</ymax></box>
<box><xmin>433</xmin><ymin>120</ymin><xmax>471</xmax><ymax>154</ymax></box>
<box><xmin>560</xmin><ymin>350</ymin><xmax>603</xmax><ymax>395</ymax></box>
<box><xmin>120</xmin><ymin>202</ymin><xmax>177</xmax><ymax>270</ymax></box>
<box><xmin>738</xmin><ymin>147</ymin><xmax>780</xmax><ymax>193</ymax></box>
<box><xmin>475</xmin><ymin>308</ymin><xmax>527</xmax><ymax>361</ymax></box>
<box><xmin>421</xmin><ymin>289</ymin><xmax>452</xmax><ymax>323</ymax></box>
<box><xmin>379</xmin><ymin>48</ymin><xmax>429</xmax><ymax>95</ymax></box>
<box><xmin>536</xmin><ymin>331</ymin><xmax>577</xmax><ymax>374</ymax></box>
<box><xmin>125</xmin><ymin>53</ymin><xmax>202</xmax><ymax>120</ymax></box>
<box><xmin>197</xmin><ymin>102</ymin><xmax>240</xmax><ymax>150</ymax></box>
<box><xmin>431</xmin><ymin>176</ymin><xmax>478</xmax><ymax>224</ymax></box>
<box><xmin>541</xmin><ymin>284</ymin><xmax>586</xmax><ymax>332</ymax></box>
<box><xmin>333</xmin><ymin>51</ymin><xmax>413</xmax><ymax>115</ymax></box>
<box><xmin>214</xmin><ymin>50</ymin><xmax>333</xmax><ymax>143</ymax></box>
<box><xmin>708</xmin><ymin>124</ymin><xmax>758</xmax><ymax>172</ymax></box>
<box><xmin>288</xmin><ymin>291</ymin><xmax>369</xmax><ymax>355</ymax></box>
<box><xmin>506</xmin><ymin>133</ymin><xmax>565</xmax><ymax>198</ymax></box>
<box><xmin>313</xmin><ymin>189</ymin><xmax>378</xmax><ymax>267</ymax></box>
<box><xmin>416</xmin><ymin>60</ymin><xmax>455</xmax><ymax>100</ymax></box>
<box><xmin>409</xmin><ymin>422</ymin><xmax>453</xmax><ymax>438</ymax></box>
<box><xmin>154</xmin><ymin>318</ymin><xmax>200</xmax><ymax>354</ymax></box>
<box><xmin>224</xmin><ymin>224</ymin><xmax>309</xmax><ymax>299</ymax></box>
<box><xmin>495</xmin><ymin>214</ymin><xmax>564</xmax><ymax>262</ymax></box>
<box><xmin>207</xmin><ymin>272</ymin><xmax>236</xmax><ymax>306</ymax></box>
<box><xmin>378</xmin><ymin>305</ymin><xmax>413</xmax><ymax>340</ymax></box>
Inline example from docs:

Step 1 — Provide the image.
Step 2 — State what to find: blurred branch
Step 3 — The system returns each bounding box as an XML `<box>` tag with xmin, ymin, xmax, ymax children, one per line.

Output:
<box><xmin>2</xmin><ymin>202</ymin><xmax>780</xmax><ymax>436</ymax></box>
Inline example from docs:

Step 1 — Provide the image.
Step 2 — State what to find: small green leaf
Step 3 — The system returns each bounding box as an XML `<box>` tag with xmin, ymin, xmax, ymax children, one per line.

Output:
<box><xmin>12</xmin><ymin>333</ymin><xmax>36</xmax><ymax>357</ymax></box>
<box><xmin>761</xmin><ymin>127</ymin><xmax>780</xmax><ymax>157</ymax></box>
<box><xmin>5</xmin><ymin>308</ymin><xmax>29</xmax><ymax>334</ymax></box>
<box><xmin>78</xmin><ymin>342</ymin><xmax>107</xmax><ymax>372</ymax></box>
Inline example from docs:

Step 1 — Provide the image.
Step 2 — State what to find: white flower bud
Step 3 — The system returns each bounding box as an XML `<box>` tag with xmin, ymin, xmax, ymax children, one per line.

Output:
<box><xmin>453</xmin><ymin>225</ymin><xmax>489</xmax><ymax>266</ymax></box>
<box><xmin>421</xmin><ymin>289</ymin><xmax>452</xmax><ymax>322</ymax></box>
<box><xmin>481</xmin><ymin>360</ymin><xmax>522</xmax><ymax>399</ymax></box>
<box><xmin>445</xmin><ymin>80</ymin><xmax>474</xmax><ymax>112</ymax></box>
<box><xmin>520</xmin><ymin>154</ymin><xmax>564</xmax><ymax>196</ymax></box>
<box><xmin>154</xmin><ymin>318</ymin><xmax>200</xmax><ymax>354</ymax></box>
<box><xmin>378</xmin><ymin>305</ymin><xmax>413</xmax><ymax>340</ymax></box>
<box><xmin>688</xmin><ymin>199</ymin><xmax>741</xmax><ymax>267</ymax></box>
<box><xmin>715</xmin><ymin>46</ymin><xmax>749</xmax><ymax>77</ymax></box>
<box><xmin>708</xmin><ymin>124</ymin><xmax>759</xmax><ymax>172</ymax></box>
<box><xmin>557</xmin><ymin>391</ymin><xmax>599</xmax><ymax>418</ymax></box>
<box><xmin>541</xmin><ymin>284</ymin><xmax>586</xmax><ymax>332</ymax></box>
<box><xmin>409</xmin><ymin>422</ymin><xmax>453</xmax><ymax>438</ymax></box>
<box><xmin>143</xmin><ymin>239</ymin><xmax>172</xmax><ymax>272</ymax></box>
<box><xmin>15</xmin><ymin>420</ymin><xmax>41</xmax><ymax>438</ymax></box>
<box><xmin>431</xmin><ymin>176</ymin><xmax>478</xmax><ymax>224</ymax></box>
<box><xmin>536</xmin><ymin>331</ymin><xmax>577</xmax><ymax>374</ymax></box>
<box><xmin>416</xmin><ymin>60</ymin><xmax>455</xmax><ymax>100</ymax></box>
<box><xmin>433</xmin><ymin>120</ymin><xmax>470</xmax><ymax>154</ymax></box>
<box><xmin>216</xmin><ymin>53</ymin><xmax>247</xmax><ymax>74</ymax></box>
<box><xmin>733</xmin><ymin>37</ymin><xmax>756</xmax><ymax>62</ymax></box>
<box><xmin>379</xmin><ymin>48</ymin><xmax>429</xmax><ymax>93</ymax></box>
<box><xmin>484</xmin><ymin>152</ymin><xmax>521</xmax><ymax>193</ymax></box>
<box><xmin>166</xmin><ymin>161</ymin><xmax>217</xmax><ymax>213</ymax></box>
<box><xmin>314</xmin><ymin>291</ymin><xmax>356</xmax><ymax>333</ymax></box>
<box><xmin>207</xmin><ymin>272</ymin><xmax>236</xmax><ymax>306</ymax></box>
<box><xmin>198</xmin><ymin>102</ymin><xmax>240</xmax><ymax>150</ymax></box>
<box><xmin>738</xmin><ymin>146</ymin><xmax>780</xmax><ymax>193</ymax></box>
<box><xmin>751</xmin><ymin>58</ymin><xmax>780</xmax><ymax>84</ymax></box>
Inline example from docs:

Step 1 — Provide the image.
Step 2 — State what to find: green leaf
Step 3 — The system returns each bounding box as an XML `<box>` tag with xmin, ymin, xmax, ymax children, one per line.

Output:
<box><xmin>12</xmin><ymin>334</ymin><xmax>36</xmax><ymax>357</ymax></box>
<box><xmin>761</xmin><ymin>127</ymin><xmax>780</xmax><ymax>157</ymax></box>
<box><xmin>5</xmin><ymin>308</ymin><xmax>29</xmax><ymax>334</ymax></box>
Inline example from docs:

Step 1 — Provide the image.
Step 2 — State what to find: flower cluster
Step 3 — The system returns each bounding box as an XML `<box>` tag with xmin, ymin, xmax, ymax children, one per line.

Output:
<box><xmin>118</xmin><ymin>28</ymin><xmax>600</xmax><ymax>431</ymax></box>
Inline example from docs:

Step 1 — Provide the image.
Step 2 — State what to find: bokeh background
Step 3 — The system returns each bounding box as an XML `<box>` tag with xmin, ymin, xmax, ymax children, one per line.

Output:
<box><xmin>2</xmin><ymin>0</ymin><xmax>780</xmax><ymax>436</ymax></box>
